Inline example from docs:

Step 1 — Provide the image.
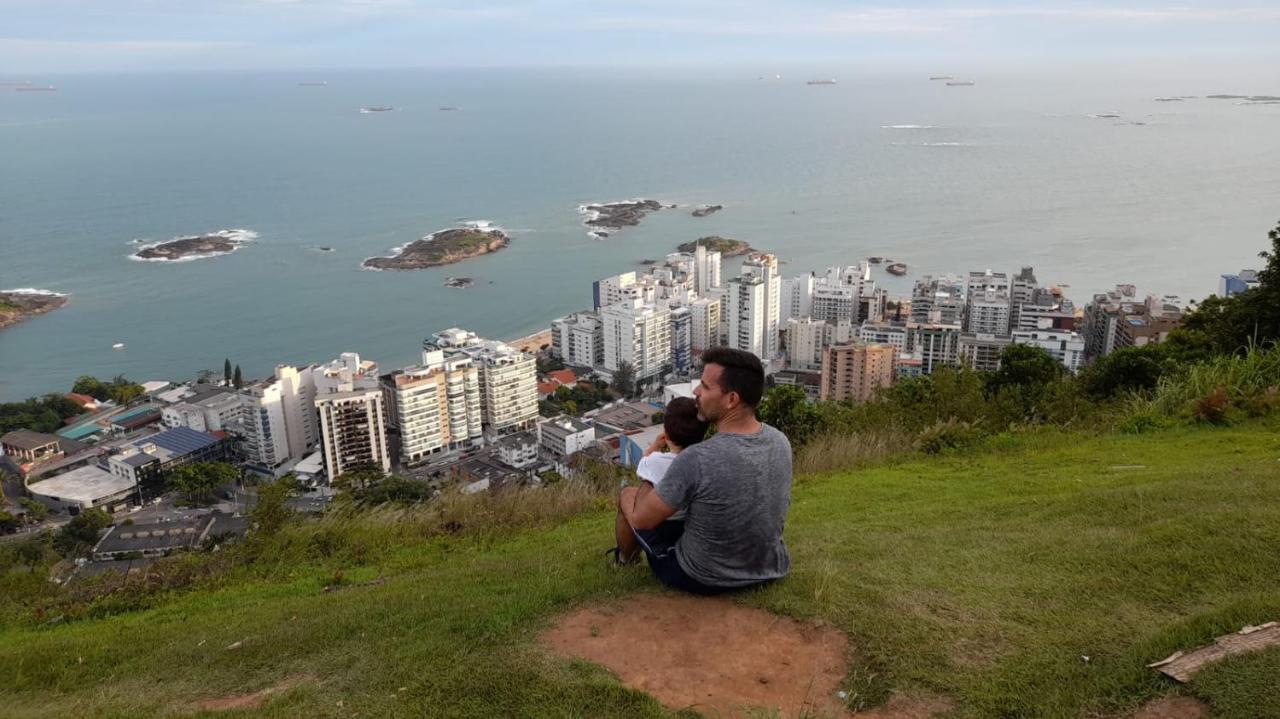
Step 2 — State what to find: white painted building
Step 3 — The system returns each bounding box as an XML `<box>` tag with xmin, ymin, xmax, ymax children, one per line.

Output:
<box><xmin>858</xmin><ymin>321</ymin><xmax>910</xmax><ymax>354</ymax></box>
<box><xmin>551</xmin><ymin>311</ymin><xmax>604</xmax><ymax>369</ymax></box>
<box><xmin>726</xmin><ymin>253</ymin><xmax>780</xmax><ymax>363</ymax></box>
<box><xmin>693</xmin><ymin>244</ymin><xmax>722</xmax><ymax>296</ymax></box>
<box><xmin>538</xmin><ymin>415</ymin><xmax>596</xmax><ymax>458</ymax></box>
<box><xmin>601</xmin><ymin>299</ymin><xmax>673</xmax><ymax>381</ymax></box>
<box><xmin>689</xmin><ymin>296</ymin><xmax>722</xmax><ymax>352</ymax></box>
<box><xmin>1013</xmin><ymin>328</ymin><xmax>1086</xmax><ymax>373</ymax></box>
<box><xmin>313</xmin><ymin>352</ymin><xmax>390</xmax><ymax>480</ymax></box>
<box><xmin>781</xmin><ymin>274</ymin><xmax>815</xmax><ymax>322</ymax></box>
<box><xmin>429</xmin><ymin>328</ymin><xmax>540</xmax><ymax>438</ymax></box>
<box><xmin>785</xmin><ymin>317</ymin><xmax>828</xmax><ymax>372</ymax></box>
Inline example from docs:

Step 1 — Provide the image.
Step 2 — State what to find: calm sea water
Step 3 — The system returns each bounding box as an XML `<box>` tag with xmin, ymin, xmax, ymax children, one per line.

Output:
<box><xmin>2</xmin><ymin>68</ymin><xmax>1278</xmax><ymax>401</ymax></box>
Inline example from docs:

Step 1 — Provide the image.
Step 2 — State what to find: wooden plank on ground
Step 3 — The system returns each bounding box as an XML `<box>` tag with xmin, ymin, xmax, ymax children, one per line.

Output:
<box><xmin>1148</xmin><ymin>622</ymin><xmax>1280</xmax><ymax>682</ymax></box>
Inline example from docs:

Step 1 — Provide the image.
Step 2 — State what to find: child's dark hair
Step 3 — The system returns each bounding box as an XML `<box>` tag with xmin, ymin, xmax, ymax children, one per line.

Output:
<box><xmin>664</xmin><ymin>396</ymin><xmax>709</xmax><ymax>450</ymax></box>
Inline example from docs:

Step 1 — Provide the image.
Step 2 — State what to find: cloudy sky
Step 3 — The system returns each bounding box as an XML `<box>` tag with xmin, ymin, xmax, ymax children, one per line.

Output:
<box><xmin>3</xmin><ymin>0</ymin><xmax>1278</xmax><ymax>73</ymax></box>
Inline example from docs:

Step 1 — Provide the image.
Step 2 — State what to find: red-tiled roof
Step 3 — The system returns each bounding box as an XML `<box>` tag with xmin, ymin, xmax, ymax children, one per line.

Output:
<box><xmin>537</xmin><ymin>381</ymin><xmax>559</xmax><ymax>397</ymax></box>
<box><xmin>66</xmin><ymin>393</ymin><xmax>98</xmax><ymax>407</ymax></box>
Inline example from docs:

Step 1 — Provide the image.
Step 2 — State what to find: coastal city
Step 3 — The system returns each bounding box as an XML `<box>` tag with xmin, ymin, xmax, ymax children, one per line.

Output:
<box><xmin>0</xmin><ymin>235</ymin><xmax>1262</xmax><ymax>578</ymax></box>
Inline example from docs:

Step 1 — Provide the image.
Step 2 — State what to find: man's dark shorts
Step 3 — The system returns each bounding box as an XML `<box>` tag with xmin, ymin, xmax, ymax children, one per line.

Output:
<box><xmin>632</xmin><ymin>520</ymin><xmax>772</xmax><ymax>596</ymax></box>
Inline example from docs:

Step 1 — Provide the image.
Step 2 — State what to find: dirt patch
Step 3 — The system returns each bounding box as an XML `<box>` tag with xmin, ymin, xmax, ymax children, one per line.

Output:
<box><xmin>189</xmin><ymin>676</ymin><xmax>307</xmax><ymax>712</ymax></box>
<box><xmin>542</xmin><ymin>593</ymin><xmax>850</xmax><ymax>718</ymax></box>
<box><xmin>853</xmin><ymin>692</ymin><xmax>953</xmax><ymax>718</ymax></box>
<box><xmin>1131</xmin><ymin>696</ymin><xmax>1209</xmax><ymax>719</ymax></box>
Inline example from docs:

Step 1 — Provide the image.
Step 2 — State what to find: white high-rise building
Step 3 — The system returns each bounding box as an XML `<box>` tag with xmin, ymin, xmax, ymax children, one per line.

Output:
<box><xmin>670</xmin><ymin>306</ymin><xmax>693</xmax><ymax>374</ymax></box>
<box><xmin>693</xmin><ymin>244</ymin><xmax>722</xmax><ymax>296</ymax></box>
<box><xmin>240</xmin><ymin>381</ymin><xmax>293</xmax><ymax>473</ymax></box>
<box><xmin>967</xmin><ymin>291</ymin><xmax>1013</xmax><ymax>335</ymax></box>
<box><xmin>273</xmin><ymin>364</ymin><xmax>318</xmax><ymax>461</ymax></box>
<box><xmin>729</xmin><ymin>253</ymin><xmax>780</xmax><ymax>362</ymax></box>
<box><xmin>859</xmin><ymin>321</ymin><xmax>910</xmax><ymax>354</ymax></box>
<box><xmin>785</xmin><ymin>317</ymin><xmax>828</xmax><ymax>371</ymax></box>
<box><xmin>601</xmin><ymin>299</ymin><xmax>673</xmax><ymax>381</ymax></box>
<box><xmin>427</xmin><ymin>328</ymin><xmax>539</xmax><ymax>438</ymax></box>
<box><xmin>781</xmin><ymin>274</ymin><xmax>815</xmax><ymax>322</ymax></box>
<box><xmin>726</xmin><ymin>273</ymin><xmax>768</xmax><ymax>361</ymax></box>
<box><xmin>551</xmin><ymin>311</ymin><xmax>604</xmax><ymax>369</ymax></box>
<box><xmin>313</xmin><ymin>352</ymin><xmax>390</xmax><ymax>480</ymax></box>
<box><xmin>908</xmin><ymin>323</ymin><xmax>962</xmax><ymax>374</ymax></box>
<box><xmin>811</xmin><ymin>283</ymin><xmax>857</xmax><ymax>324</ymax></box>
<box><xmin>593</xmin><ymin>271</ymin><xmax>650</xmax><ymax>310</ymax></box>
<box><xmin>238</xmin><ymin>363</ymin><xmax>325</xmax><ymax>475</ymax></box>
<box><xmin>1013</xmin><ymin>328</ymin><xmax>1086</xmax><ymax>373</ymax></box>
<box><xmin>689</xmin><ymin>296</ymin><xmax>722</xmax><ymax>352</ymax></box>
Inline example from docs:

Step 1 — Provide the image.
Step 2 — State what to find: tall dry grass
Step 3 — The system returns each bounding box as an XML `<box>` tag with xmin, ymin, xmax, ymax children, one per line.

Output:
<box><xmin>794</xmin><ymin>430</ymin><xmax>909</xmax><ymax>477</ymax></box>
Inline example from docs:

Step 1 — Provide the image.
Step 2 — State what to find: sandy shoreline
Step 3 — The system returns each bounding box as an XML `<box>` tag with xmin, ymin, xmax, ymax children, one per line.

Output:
<box><xmin>508</xmin><ymin>328</ymin><xmax>552</xmax><ymax>354</ymax></box>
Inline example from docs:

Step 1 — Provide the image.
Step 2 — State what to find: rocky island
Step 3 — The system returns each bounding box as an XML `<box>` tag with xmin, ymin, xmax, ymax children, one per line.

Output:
<box><xmin>677</xmin><ymin>236</ymin><xmax>755</xmax><ymax>257</ymax></box>
<box><xmin>132</xmin><ymin>229</ymin><xmax>257</xmax><ymax>262</ymax></box>
<box><xmin>363</xmin><ymin>226</ymin><xmax>509</xmax><ymax>271</ymax></box>
<box><xmin>443</xmin><ymin>277</ymin><xmax>475</xmax><ymax>289</ymax></box>
<box><xmin>0</xmin><ymin>290</ymin><xmax>69</xmax><ymax>332</ymax></box>
<box><xmin>580</xmin><ymin>199</ymin><xmax>663</xmax><ymax>231</ymax></box>
<box><xmin>691</xmin><ymin>204</ymin><xmax>723</xmax><ymax>218</ymax></box>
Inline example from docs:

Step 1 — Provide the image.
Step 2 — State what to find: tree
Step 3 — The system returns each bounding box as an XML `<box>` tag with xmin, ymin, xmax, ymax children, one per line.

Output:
<box><xmin>233</xmin><ymin>365</ymin><xmax>243</xmax><ymax>389</ymax></box>
<box><xmin>333</xmin><ymin>462</ymin><xmax>385</xmax><ymax>493</ymax></box>
<box><xmin>19</xmin><ymin>498</ymin><xmax>48</xmax><ymax>523</ymax></box>
<box><xmin>757</xmin><ymin>384</ymin><xmax>821</xmax><ymax>447</ymax></box>
<box><xmin>611</xmin><ymin>361</ymin><xmax>635</xmax><ymax>399</ymax></box>
<box><xmin>1079</xmin><ymin>345</ymin><xmax>1167</xmax><ymax>398</ymax></box>
<box><xmin>1173</xmin><ymin>220</ymin><xmax>1280</xmax><ymax>355</ymax></box>
<box><xmin>15</xmin><ymin>536</ymin><xmax>49</xmax><ymax>573</ymax></box>
<box><xmin>168</xmin><ymin>462</ymin><xmax>239</xmax><ymax>506</ymax></box>
<box><xmin>224</xmin><ymin>358</ymin><xmax>233</xmax><ymax>387</ymax></box>
<box><xmin>252</xmin><ymin>475</ymin><xmax>297</xmax><ymax>536</ymax></box>
<box><xmin>53</xmin><ymin>508</ymin><xmax>112</xmax><ymax>557</ymax></box>
<box><xmin>987</xmin><ymin>345</ymin><xmax>1064</xmax><ymax>396</ymax></box>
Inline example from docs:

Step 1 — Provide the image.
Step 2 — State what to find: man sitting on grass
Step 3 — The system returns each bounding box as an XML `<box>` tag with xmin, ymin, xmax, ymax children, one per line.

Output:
<box><xmin>614</xmin><ymin>347</ymin><xmax>792</xmax><ymax>595</ymax></box>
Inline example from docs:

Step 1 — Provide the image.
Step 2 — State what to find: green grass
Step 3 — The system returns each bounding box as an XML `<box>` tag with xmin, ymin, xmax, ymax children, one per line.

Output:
<box><xmin>2</xmin><ymin>422</ymin><xmax>1279</xmax><ymax>718</ymax></box>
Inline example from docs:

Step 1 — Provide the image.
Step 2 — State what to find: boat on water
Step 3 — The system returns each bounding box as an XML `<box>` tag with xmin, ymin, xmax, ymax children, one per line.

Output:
<box><xmin>438</xmin><ymin>106</ymin><xmax>460</xmax><ymax>111</ymax></box>
<box><xmin>807</xmin><ymin>79</ymin><xmax>837</xmax><ymax>85</ymax></box>
<box><xmin>298</xmin><ymin>81</ymin><xmax>328</xmax><ymax>86</ymax></box>
<box><xmin>112</xmin><ymin>343</ymin><xmax>125</xmax><ymax>350</ymax></box>
<box><xmin>886</xmin><ymin>262</ymin><xmax>909</xmax><ymax>276</ymax></box>
<box><xmin>946</xmin><ymin>80</ymin><xmax>976</xmax><ymax>87</ymax></box>
<box><xmin>929</xmin><ymin>76</ymin><xmax>953</xmax><ymax>81</ymax></box>
<box><xmin>868</xmin><ymin>256</ymin><xmax>885</xmax><ymax>264</ymax></box>
<box><xmin>15</xmin><ymin>86</ymin><xmax>56</xmax><ymax>92</ymax></box>
<box><xmin>360</xmin><ymin>106</ymin><xmax>394</xmax><ymax>113</ymax></box>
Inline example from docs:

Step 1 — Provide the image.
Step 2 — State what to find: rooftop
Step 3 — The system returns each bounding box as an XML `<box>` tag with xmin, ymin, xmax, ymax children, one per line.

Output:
<box><xmin>541</xmin><ymin>415</ymin><xmax>593</xmax><ymax>435</ymax></box>
<box><xmin>28</xmin><ymin>465</ymin><xmax>135</xmax><ymax>504</ymax></box>
<box><xmin>1</xmin><ymin>429</ymin><xmax>62</xmax><ymax>451</ymax></box>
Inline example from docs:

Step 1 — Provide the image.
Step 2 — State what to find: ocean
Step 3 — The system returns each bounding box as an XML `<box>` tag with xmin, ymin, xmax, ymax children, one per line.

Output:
<box><xmin>2</xmin><ymin>67</ymin><xmax>1278</xmax><ymax>401</ymax></box>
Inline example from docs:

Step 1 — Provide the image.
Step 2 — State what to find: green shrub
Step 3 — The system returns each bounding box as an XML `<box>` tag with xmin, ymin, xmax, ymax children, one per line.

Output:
<box><xmin>914</xmin><ymin>419</ymin><xmax>985</xmax><ymax>455</ymax></box>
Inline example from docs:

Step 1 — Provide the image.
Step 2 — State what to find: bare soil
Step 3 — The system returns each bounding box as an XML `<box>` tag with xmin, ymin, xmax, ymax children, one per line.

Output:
<box><xmin>1130</xmin><ymin>696</ymin><xmax>1210</xmax><ymax>719</ymax></box>
<box><xmin>188</xmin><ymin>676</ymin><xmax>307</xmax><ymax>713</ymax></box>
<box><xmin>541</xmin><ymin>593</ymin><xmax>850</xmax><ymax>718</ymax></box>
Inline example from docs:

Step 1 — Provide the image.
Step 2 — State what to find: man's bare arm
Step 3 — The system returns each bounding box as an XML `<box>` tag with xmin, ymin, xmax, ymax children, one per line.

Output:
<box><xmin>619</xmin><ymin>484</ymin><xmax>676</xmax><ymax>531</ymax></box>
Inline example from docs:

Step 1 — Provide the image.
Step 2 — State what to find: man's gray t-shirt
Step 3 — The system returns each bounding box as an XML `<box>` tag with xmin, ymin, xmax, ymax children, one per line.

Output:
<box><xmin>655</xmin><ymin>423</ymin><xmax>792</xmax><ymax>587</ymax></box>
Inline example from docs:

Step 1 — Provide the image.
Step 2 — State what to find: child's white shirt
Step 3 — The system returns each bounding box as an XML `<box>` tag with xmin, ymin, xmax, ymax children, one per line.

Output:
<box><xmin>636</xmin><ymin>451</ymin><xmax>679</xmax><ymax>486</ymax></box>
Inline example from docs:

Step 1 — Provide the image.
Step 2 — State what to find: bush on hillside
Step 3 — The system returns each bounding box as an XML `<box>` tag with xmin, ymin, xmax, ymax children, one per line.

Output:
<box><xmin>914</xmin><ymin>418</ymin><xmax>985</xmax><ymax>455</ymax></box>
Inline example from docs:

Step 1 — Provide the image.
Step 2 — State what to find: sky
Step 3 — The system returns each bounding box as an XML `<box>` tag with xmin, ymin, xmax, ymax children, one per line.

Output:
<box><xmin>2</xmin><ymin>0</ymin><xmax>1279</xmax><ymax>74</ymax></box>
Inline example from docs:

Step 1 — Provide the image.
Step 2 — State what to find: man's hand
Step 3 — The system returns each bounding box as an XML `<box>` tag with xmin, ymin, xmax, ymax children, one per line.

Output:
<box><xmin>619</xmin><ymin>483</ymin><xmax>676</xmax><ymax>531</ymax></box>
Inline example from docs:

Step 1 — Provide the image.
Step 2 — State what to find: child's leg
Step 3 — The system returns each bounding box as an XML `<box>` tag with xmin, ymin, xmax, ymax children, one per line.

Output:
<box><xmin>613</xmin><ymin>482</ymin><xmax>656</xmax><ymax>563</ymax></box>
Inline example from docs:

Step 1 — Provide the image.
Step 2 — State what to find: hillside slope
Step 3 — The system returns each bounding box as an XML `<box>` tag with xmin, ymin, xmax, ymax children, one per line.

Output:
<box><xmin>1</xmin><ymin>423</ymin><xmax>1278</xmax><ymax>718</ymax></box>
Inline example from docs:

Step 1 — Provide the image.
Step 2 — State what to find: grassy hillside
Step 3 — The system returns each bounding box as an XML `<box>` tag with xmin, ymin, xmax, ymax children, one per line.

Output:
<box><xmin>1</xmin><ymin>422</ymin><xmax>1279</xmax><ymax>718</ymax></box>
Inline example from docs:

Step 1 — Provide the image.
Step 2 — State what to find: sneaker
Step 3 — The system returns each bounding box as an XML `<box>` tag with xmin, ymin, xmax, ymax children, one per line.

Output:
<box><xmin>605</xmin><ymin>546</ymin><xmax>640</xmax><ymax>567</ymax></box>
